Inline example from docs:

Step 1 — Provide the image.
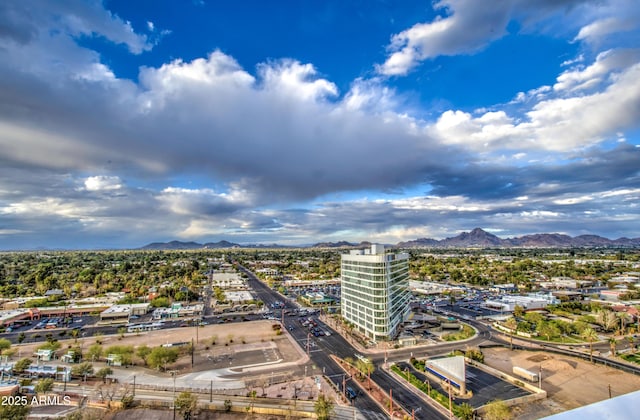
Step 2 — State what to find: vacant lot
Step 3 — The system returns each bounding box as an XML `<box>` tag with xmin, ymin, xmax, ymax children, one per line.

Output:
<box><xmin>483</xmin><ymin>347</ymin><xmax>640</xmax><ymax>419</ymax></box>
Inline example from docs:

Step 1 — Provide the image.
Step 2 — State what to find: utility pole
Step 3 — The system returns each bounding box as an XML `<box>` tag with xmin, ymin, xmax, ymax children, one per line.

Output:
<box><xmin>448</xmin><ymin>378</ymin><xmax>453</xmax><ymax>420</ymax></box>
<box><xmin>170</xmin><ymin>370</ymin><xmax>177</xmax><ymax>420</ymax></box>
<box><xmin>539</xmin><ymin>365</ymin><xmax>542</xmax><ymax>390</ymax></box>
<box><xmin>343</xmin><ymin>375</ymin><xmax>347</xmax><ymax>400</ymax></box>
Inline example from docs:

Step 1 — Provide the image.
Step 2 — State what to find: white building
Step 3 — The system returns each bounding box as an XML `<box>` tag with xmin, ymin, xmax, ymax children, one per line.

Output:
<box><xmin>484</xmin><ymin>293</ymin><xmax>559</xmax><ymax>311</ymax></box>
<box><xmin>341</xmin><ymin>244</ymin><xmax>411</xmax><ymax>341</ymax></box>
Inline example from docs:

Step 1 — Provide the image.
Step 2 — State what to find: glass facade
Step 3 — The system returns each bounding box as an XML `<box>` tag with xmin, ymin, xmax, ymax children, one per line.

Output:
<box><xmin>340</xmin><ymin>246</ymin><xmax>411</xmax><ymax>341</ymax></box>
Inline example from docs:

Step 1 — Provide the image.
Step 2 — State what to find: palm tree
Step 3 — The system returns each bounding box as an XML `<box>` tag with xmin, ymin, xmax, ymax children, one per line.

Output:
<box><xmin>314</xmin><ymin>393</ymin><xmax>334</xmax><ymax>420</ymax></box>
<box><xmin>608</xmin><ymin>337</ymin><xmax>617</xmax><ymax>357</ymax></box>
<box><xmin>356</xmin><ymin>358</ymin><xmax>375</xmax><ymax>390</ymax></box>
<box><xmin>626</xmin><ymin>336</ymin><xmax>636</xmax><ymax>353</ymax></box>
<box><xmin>581</xmin><ymin>327</ymin><xmax>598</xmax><ymax>363</ymax></box>
<box><xmin>504</xmin><ymin>318</ymin><xmax>518</xmax><ymax>351</ymax></box>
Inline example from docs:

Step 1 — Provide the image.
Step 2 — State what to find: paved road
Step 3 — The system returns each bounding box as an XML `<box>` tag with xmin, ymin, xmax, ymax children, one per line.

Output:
<box><xmin>238</xmin><ymin>263</ymin><xmax>448</xmax><ymax>420</ymax></box>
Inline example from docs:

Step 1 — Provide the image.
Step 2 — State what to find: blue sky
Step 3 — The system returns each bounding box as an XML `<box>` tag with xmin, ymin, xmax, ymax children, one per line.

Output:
<box><xmin>0</xmin><ymin>0</ymin><xmax>639</xmax><ymax>249</ymax></box>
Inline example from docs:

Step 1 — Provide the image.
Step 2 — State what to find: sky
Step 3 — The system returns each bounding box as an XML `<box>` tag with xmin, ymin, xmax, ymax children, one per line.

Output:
<box><xmin>0</xmin><ymin>0</ymin><xmax>639</xmax><ymax>250</ymax></box>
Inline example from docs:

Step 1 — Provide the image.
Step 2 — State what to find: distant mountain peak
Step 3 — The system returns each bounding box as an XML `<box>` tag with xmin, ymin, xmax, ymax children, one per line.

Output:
<box><xmin>139</xmin><ymin>240</ymin><xmax>240</xmax><ymax>250</ymax></box>
<box><xmin>397</xmin><ymin>228</ymin><xmax>640</xmax><ymax>248</ymax></box>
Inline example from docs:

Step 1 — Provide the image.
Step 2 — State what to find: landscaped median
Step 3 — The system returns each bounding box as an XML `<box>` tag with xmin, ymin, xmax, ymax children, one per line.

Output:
<box><xmin>389</xmin><ymin>363</ymin><xmax>472</xmax><ymax>420</ymax></box>
<box><xmin>331</xmin><ymin>354</ymin><xmax>410</xmax><ymax>419</ymax></box>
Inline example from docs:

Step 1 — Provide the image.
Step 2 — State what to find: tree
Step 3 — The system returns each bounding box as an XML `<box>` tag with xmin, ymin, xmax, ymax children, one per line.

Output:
<box><xmin>68</xmin><ymin>346</ymin><xmax>83</xmax><ymax>363</ymax></box>
<box><xmin>105</xmin><ymin>345</ymin><xmax>134</xmax><ymax>366</ymax></box>
<box><xmin>72</xmin><ymin>362</ymin><xmax>94</xmax><ymax>381</ymax></box>
<box><xmin>513</xmin><ymin>305</ymin><xmax>525</xmax><ymax>319</ymax></box>
<box><xmin>581</xmin><ymin>327</ymin><xmax>598</xmax><ymax>363</ymax></box>
<box><xmin>136</xmin><ymin>345</ymin><xmax>152</xmax><ymax>364</ymax></box>
<box><xmin>151</xmin><ymin>296</ymin><xmax>170</xmax><ymax>307</ymax></box>
<box><xmin>355</xmin><ymin>358</ymin><xmax>375</xmax><ymax>389</ymax></box>
<box><xmin>627</xmin><ymin>335</ymin><xmax>636</xmax><ymax>353</ymax></box>
<box><xmin>608</xmin><ymin>337</ymin><xmax>617</xmax><ymax>357</ymax></box>
<box><xmin>537</xmin><ymin>322</ymin><xmax>560</xmax><ymax>342</ymax></box>
<box><xmin>34</xmin><ymin>378</ymin><xmax>55</xmax><ymax>394</ymax></box>
<box><xmin>96</xmin><ymin>367</ymin><xmax>113</xmax><ymax>383</ymax></box>
<box><xmin>17</xmin><ymin>332</ymin><xmax>26</xmax><ymax>344</ymax></box>
<box><xmin>465</xmin><ymin>347</ymin><xmax>484</xmax><ymax>363</ymax></box>
<box><xmin>175</xmin><ymin>391</ymin><xmax>199</xmax><ymax>420</ymax></box>
<box><xmin>503</xmin><ymin>318</ymin><xmax>518</xmax><ymax>350</ymax></box>
<box><xmin>37</xmin><ymin>340</ymin><xmax>61</xmax><ymax>352</ymax></box>
<box><xmin>145</xmin><ymin>346</ymin><xmax>179</xmax><ymax>371</ymax></box>
<box><xmin>95</xmin><ymin>383</ymin><xmax>133</xmax><ymax>409</ymax></box>
<box><xmin>0</xmin><ymin>338</ymin><xmax>11</xmax><ymax>355</ymax></box>
<box><xmin>223</xmin><ymin>399</ymin><xmax>232</xmax><ymax>412</ymax></box>
<box><xmin>87</xmin><ymin>343</ymin><xmax>103</xmax><ymax>362</ymax></box>
<box><xmin>457</xmin><ymin>402</ymin><xmax>475</xmax><ymax>420</ymax></box>
<box><xmin>12</xmin><ymin>358</ymin><xmax>32</xmax><ymax>374</ymax></box>
<box><xmin>596</xmin><ymin>310</ymin><xmax>618</xmax><ymax>332</ymax></box>
<box><xmin>314</xmin><ymin>393</ymin><xmax>334</xmax><ymax>420</ymax></box>
<box><xmin>0</xmin><ymin>403</ymin><xmax>30</xmax><ymax>420</ymax></box>
<box><xmin>118</xmin><ymin>327</ymin><xmax>126</xmax><ymax>339</ymax></box>
<box><xmin>484</xmin><ymin>399</ymin><xmax>511</xmax><ymax>420</ymax></box>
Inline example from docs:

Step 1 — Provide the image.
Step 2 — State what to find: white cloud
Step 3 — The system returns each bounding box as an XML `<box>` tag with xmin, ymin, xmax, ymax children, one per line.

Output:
<box><xmin>575</xmin><ymin>7</ymin><xmax>640</xmax><ymax>43</ymax></box>
<box><xmin>432</xmin><ymin>59</ymin><xmax>640</xmax><ymax>153</ymax></box>
<box><xmin>378</xmin><ymin>0</ymin><xmax>511</xmax><ymax>75</ymax></box>
<box><xmin>258</xmin><ymin>60</ymin><xmax>338</xmax><ymax>101</ymax></box>
<box><xmin>84</xmin><ymin>176</ymin><xmax>123</xmax><ymax>192</ymax></box>
<box><xmin>0</xmin><ymin>0</ymin><xmax>638</xmax><ymax>248</ymax></box>
<box><xmin>378</xmin><ymin>0</ymin><xmax>638</xmax><ymax>77</ymax></box>
<box><xmin>554</xmin><ymin>49</ymin><xmax>640</xmax><ymax>92</ymax></box>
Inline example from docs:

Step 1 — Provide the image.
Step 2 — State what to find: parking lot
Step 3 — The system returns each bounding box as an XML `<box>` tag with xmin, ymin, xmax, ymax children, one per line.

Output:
<box><xmin>397</xmin><ymin>361</ymin><xmax>531</xmax><ymax>409</ymax></box>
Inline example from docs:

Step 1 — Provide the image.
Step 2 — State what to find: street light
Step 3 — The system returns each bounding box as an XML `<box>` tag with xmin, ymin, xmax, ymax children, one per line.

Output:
<box><xmin>170</xmin><ymin>371</ymin><xmax>177</xmax><ymax>420</ymax></box>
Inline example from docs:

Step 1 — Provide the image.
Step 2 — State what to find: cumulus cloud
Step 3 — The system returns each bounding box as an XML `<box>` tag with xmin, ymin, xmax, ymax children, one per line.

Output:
<box><xmin>554</xmin><ymin>49</ymin><xmax>640</xmax><ymax>92</ymax></box>
<box><xmin>0</xmin><ymin>0</ymin><xmax>638</xmax><ymax>248</ymax></box>
<box><xmin>84</xmin><ymin>176</ymin><xmax>123</xmax><ymax>191</ymax></box>
<box><xmin>431</xmin><ymin>59</ymin><xmax>640</xmax><ymax>153</ymax></box>
<box><xmin>0</xmin><ymin>1</ymin><xmax>151</xmax><ymax>54</ymax></box>
<box><xmin>378</xmin><ymin>0</ymin><xmax>512</xmax><ymax>76</ymax></box>
<box><xmin>378</xmin><ymin>0</ymin><xmax>609</xmax><ymax>76</ymax></box>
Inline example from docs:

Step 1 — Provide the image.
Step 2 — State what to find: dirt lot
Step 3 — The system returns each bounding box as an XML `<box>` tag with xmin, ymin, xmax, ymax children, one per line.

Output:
<box><xmin>482</xmin><ymin>347</ymin><xmax>640</xmax><ymax>419</ymax></box>
<box><xmin>19</xmin><ymin>320</ymin><xmax>303</xmax><ymax>366</ymax></box>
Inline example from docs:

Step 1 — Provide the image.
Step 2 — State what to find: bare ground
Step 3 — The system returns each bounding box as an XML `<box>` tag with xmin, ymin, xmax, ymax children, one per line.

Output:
<box><xmin>482</xmin><ymin>347</ymin><xmax>640</xmax><ymax>419</ymax></box>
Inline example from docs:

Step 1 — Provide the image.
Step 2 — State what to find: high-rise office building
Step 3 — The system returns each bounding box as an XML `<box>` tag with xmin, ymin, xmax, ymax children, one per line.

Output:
<box><xmin>340</xmin><ymin>244</ymin><xmax>411</xmax><ymax>341</ymax></box>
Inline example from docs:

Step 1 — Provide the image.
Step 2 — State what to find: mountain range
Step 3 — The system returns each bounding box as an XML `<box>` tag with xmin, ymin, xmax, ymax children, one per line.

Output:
<box><xmin>139</xmin><ymin>228</ymin><xmax>640</xmax><ymax>250</ymax></box>
<box><xmin>396</xmin><ymin>228</ymin><xmax>640</xmax><ymax>248</ymax></box>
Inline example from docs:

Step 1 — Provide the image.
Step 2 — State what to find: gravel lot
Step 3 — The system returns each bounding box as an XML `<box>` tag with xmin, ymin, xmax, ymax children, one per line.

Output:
<box><xmin>482</xmin><ymin>347</ymin><xmax>640</xmax><ymax>419</ymax></box>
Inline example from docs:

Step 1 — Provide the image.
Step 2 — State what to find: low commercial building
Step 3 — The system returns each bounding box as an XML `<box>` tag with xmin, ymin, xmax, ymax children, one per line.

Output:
<box><xmin>99</xmin><ymin>303</ymin><xmax>151</xmax><ymax>323</ymax></box>
<box><xmin>152</xmin><ymin>303</ymin><xmax>204</xmax><ymax>320</ymax></box>
<box><xmin>424</xmin><ymin>356</ymin><xmax>467</xmax><ymax>394</ymax></box>
<box><xmin>484</xmin><ymin>293</ymin><xmax>559</xmax><ymax>312</ymax></box>
<box><xmin>211</xmin><ymin>273</ymin><xmax>245</xmax><ymax>288</ymax></box>
<box><xmin>25</xmin><ymin>365</ymin><xmax>71</xmax><ymax>381</ymax></box>
<box><xmin>224</xmin><ymin>291</ymin><xmax>254</xmax><ymax>304</ymax></box>
<box><xmin>538</xmin><ymin>277</ymin><xmax>593</xmax><ymax>289</ymax></box>
<box><xmin>300</xmin><ymin>292</ymin><xmax>335</xmax><ymax>306</ymax></box>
